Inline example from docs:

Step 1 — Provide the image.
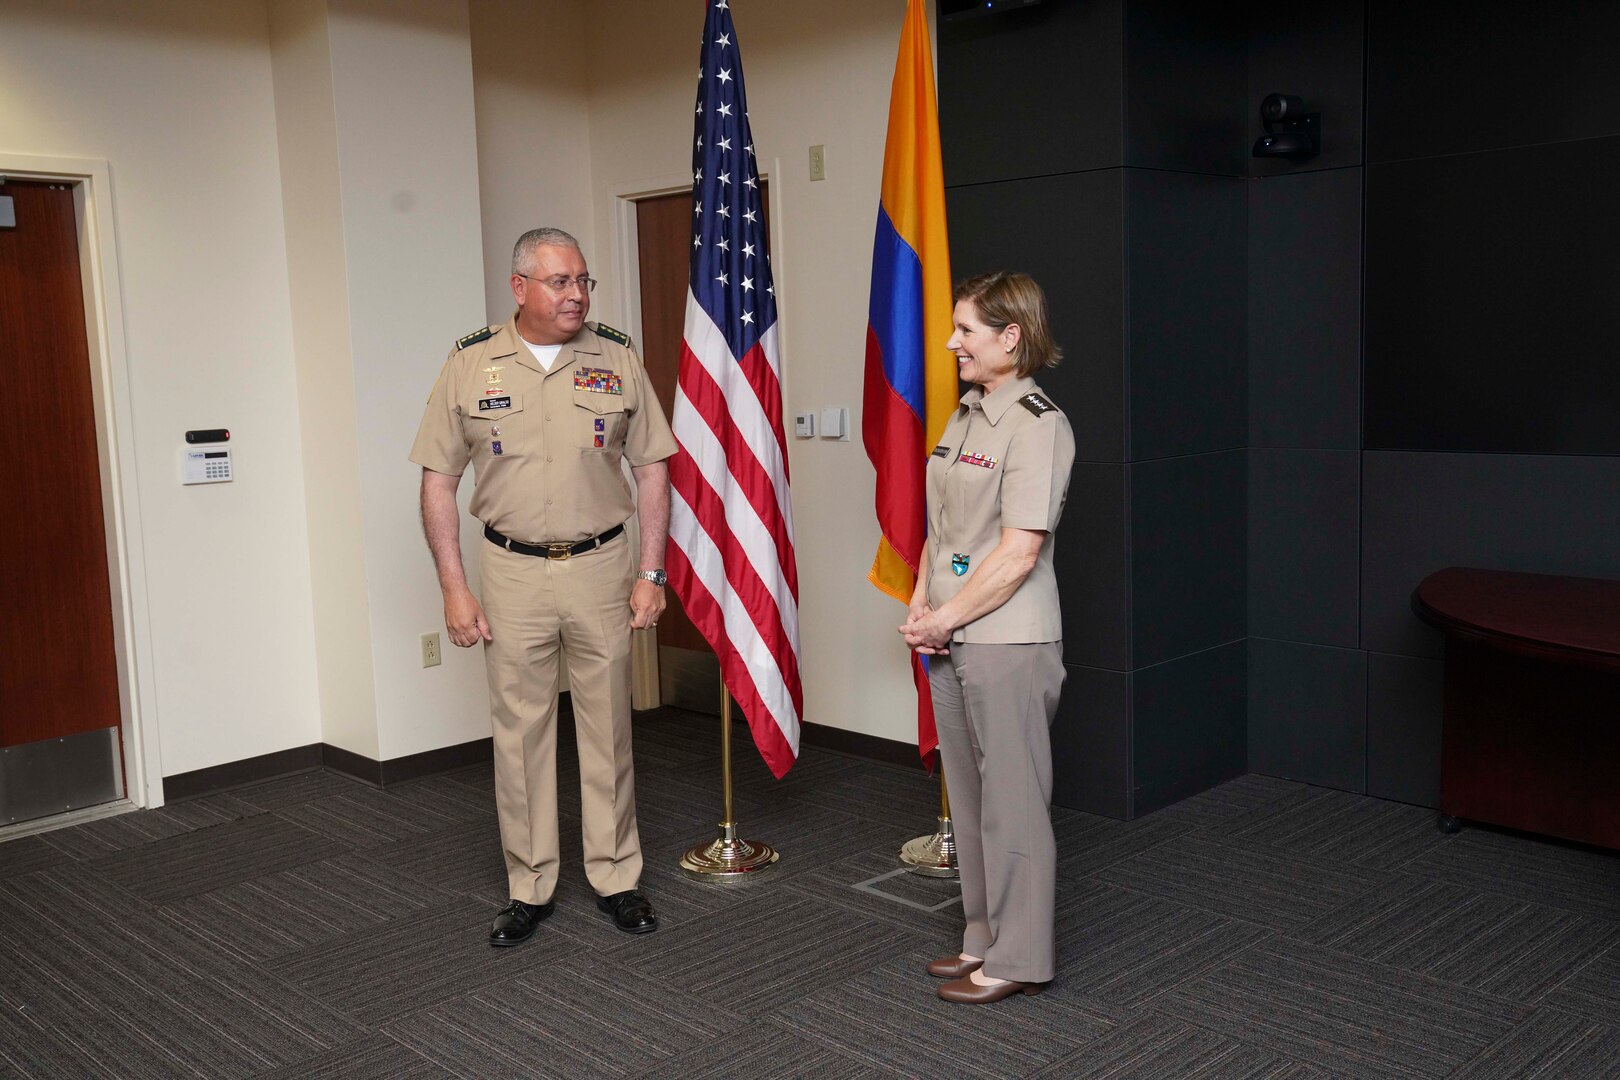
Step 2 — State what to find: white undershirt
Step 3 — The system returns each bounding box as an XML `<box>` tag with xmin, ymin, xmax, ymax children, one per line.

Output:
<box><xmin>522</xmin><ymin>339</ymin><xmax>563</xmax><ymax>371</ymax></box>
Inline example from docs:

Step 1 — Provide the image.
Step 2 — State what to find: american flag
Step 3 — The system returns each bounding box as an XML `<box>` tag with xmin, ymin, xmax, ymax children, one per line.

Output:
<box><xmin>668</xmin><ymin>0</ymin><xmax>802</xmax><ymax>778</ymax></box>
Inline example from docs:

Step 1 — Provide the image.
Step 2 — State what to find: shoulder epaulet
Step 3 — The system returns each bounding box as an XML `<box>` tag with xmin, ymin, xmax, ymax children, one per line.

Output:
<box><xmin>592</xmin><ymin>322</ymin><xmax>631</xmax><ymax>347</ymax></box>
<box><xmin>455</xmin><ymin>325</ymin><xmax>496</xmax><ymax>351</ymax></box>
<box><xmin>1018</xmin><ymin>392</ymin><xmax>1057</xmax><ymax>417</ymax></box>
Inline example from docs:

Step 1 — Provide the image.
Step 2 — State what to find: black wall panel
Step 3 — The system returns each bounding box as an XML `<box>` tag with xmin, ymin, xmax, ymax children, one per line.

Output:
<box><xmin>1367</xmin><ymin>0</ymin><xmax>1620</xmax><ymax>163</ymax></box>
<box><xmin>1248</xmin><ymin>638</ymin><xmax>1367</xmax><ymax>793</ymax></box>
<box><xmin>1247</xmin><ymin>0</ymin><xmax>1366</xmax><ymax>177</ymax></box>
<box><xmin>1360</xmin><ymin>451</ymin><xmax>1620</xmax><ymax>658</ymax></box>
<box><xmin>1366</xmin><ymin>652</ymin><xmax>1443</xmax><ymax>807</ymax></box>
<box><xmin>1051</xmin><ymin>663</ymin><xmax>1131</xmax><ymax>818</ymax></box>
<box><xmin>938</xmin><ymin>0</ymin><xmax>1124</xmax><ymax>187</ymax></box>
<box><xmin>1130</xmin><ymin>450</ymin><xmax>1246</xmax><ymax>668</ymax></box>
<box><xmin>947</xmin><ymin>172</ymin><xmax>1127</xmax><ymax>463</ymax></box>
<box><xmin>1127</xmin><ymin>169</ymin><xmax>1247</xmax><ymax>461</ymax></box>
<box><xmin>1123</xmin><ymin>0</ymin><xmax>1247</xmax><ymax>175</ymax></box>
<box><xmin>1058</xmin><ymin>463</ymin><xmax>1131</xmax><ymax>672</ymax></box>
<box><xmin>1249</xmin><ymin>168</ymin><xmax>1361</xmax><ymax>450</ymax></box>
<box><xmin>1134</xmin><ymin>640</ymin><xmax>1247</xmax><ymax>815</ymax></box>
<box><xmin>1249</xmin><ymin>449</ymin><xmax>1359</xmax><ymax>649</ymax></box>
<box><xmin>1364</xmin><ymin>137</ymin><xmax>1620</xmax><ymax>455</ymax></box>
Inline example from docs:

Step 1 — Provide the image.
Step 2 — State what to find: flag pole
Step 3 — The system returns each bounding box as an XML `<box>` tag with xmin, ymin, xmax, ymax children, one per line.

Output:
<box><xmin>899</xmin><ymin>765</ymin><xmax>958</xmax><ymax>877</ymax></box>
<box><xmin>680</xmin><ymin>685</ymin><xmax>780</xmax><ymax>881</ymax></box>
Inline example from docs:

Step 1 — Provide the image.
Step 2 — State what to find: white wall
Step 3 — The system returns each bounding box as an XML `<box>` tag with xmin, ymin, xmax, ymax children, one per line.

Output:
<box><xmin>325</xmin><ymin>0</ymin><xmax>493</xmax><ymax>761</ymax></box>
<box><xmin>0</xmin><ymin>0</ymin><xmax>322</xmax><ymax>776</ymax></box>
<box><xmin>578</xmin><ymin>0</ymin><xmax>925</xmax><ymax>746</ymax></box>
<box><xmin>0</xmin><ymin>0</ymin><xmax>936</xmax><ymax>797</ymax></box>
<box><xmin>269</xmin><ymin>0</ymin><xmax>379</xmax><ymax>761</ymax></box>
<box><xmin>469</xmin><ymin>0</ymin><xmax>596</xmax><ymax>322</ymax></box>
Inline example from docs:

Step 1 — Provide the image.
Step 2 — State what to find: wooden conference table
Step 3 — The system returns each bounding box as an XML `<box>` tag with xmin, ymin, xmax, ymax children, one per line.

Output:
<box><xmin>1413</xmin><ymin>567</ymin><xmax>1620</xmax><ymax>849</ymax></box>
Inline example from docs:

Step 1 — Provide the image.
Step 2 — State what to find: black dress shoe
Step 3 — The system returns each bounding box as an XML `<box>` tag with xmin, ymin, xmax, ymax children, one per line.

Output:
<box><xmin>595</xmin><ymin>889</ymin><xmax>658</xmax><ymax>934</ymax></box>
<box><xmin>489</xmin><ymin>898</ymin><xmax>554</xmax><ymax>947</ymax></box>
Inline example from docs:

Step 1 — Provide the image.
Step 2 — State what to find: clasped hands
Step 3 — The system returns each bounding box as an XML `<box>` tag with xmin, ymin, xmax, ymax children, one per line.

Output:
<box><xmin>900</xmin><ymin>604</ymin><xmax>952</xmax><ymax>655</ymax></box>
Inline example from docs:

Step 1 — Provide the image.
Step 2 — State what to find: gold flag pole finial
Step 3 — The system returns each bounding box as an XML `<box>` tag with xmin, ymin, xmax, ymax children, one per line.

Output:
<box><xmin>680</xmin><ymin>686</ymin><xmax>780</xmax><ymax>881</ymax></box>
<box><xmin>900</xmin><ymin>764</ymin><xmax>958</xmax><ymax>877</ymax></box>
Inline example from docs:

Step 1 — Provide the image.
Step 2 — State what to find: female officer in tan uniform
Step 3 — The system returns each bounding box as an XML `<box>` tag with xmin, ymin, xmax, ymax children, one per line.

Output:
<box><xmin>900</xmin><ymin>271</ymin><xmax>1075</xmax><ymax>1005</ymax></box>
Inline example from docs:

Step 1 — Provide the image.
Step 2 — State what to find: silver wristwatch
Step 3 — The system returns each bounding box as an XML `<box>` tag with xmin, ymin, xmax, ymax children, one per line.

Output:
<box><xmin>637</xmin><ymin>569</ymin><xmax>668</xmax><ymax>586</ymax></box>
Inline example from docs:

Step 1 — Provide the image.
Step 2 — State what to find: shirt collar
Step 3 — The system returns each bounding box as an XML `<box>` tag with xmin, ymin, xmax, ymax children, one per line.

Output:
<box><xmin>501</xmin><ymin>314</ymin><xmax>601</xmax><ymax>375</ymax></box>
<box><xmin>961</xmin><ymin>375</ymin><xmax>1036</xmax><ymax>425</ymax></box>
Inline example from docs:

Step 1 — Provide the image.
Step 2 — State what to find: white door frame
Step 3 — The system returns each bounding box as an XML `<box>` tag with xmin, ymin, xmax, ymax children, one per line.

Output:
<box><xmin>1</xmin><ymin>153</ymin><xmax>163</xmax><ymax>809</ymax></box>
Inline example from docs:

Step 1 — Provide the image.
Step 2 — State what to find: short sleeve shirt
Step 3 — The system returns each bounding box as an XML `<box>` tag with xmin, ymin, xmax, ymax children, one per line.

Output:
<box><xmin>410</xmin><ymin>317</ymin><xmax>677</xmax><ymax>543</ymax></box>
<box><xmin>924</xmin><ymin>376</ymin><xmax>1075</xmax><ymax>644</ymax></box>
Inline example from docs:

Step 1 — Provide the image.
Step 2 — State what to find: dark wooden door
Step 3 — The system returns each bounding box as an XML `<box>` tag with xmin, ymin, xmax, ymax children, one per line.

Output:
<box><xmin>635</xmin><ymin>184</ymin><xmax>768</xmax><ymax>656</ymax></box>
<box><xmin>0</xmin><ymin>181</ymin><xmax>122</xmax><ymax>750</ymax></box>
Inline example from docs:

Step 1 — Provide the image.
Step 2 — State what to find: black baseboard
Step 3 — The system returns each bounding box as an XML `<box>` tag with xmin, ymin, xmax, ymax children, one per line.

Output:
<box><xmin>164</xmin><ymin>738</ymin><xmax>496</xmax><ymax>801</ymax></box>
<box><xmin>162</xmin><ymin>744</ymin><xmax>324</xmax><ymax>802</ymax></box>
<box><xmin>163</xmin><ymin>701</ymin><xmax>919</xmax><ymax>803</ymax></box>
<box><xmin>800</xmin><ymin>719</ymin><xmax>926</xmax><ymax>770</ymax></box>
<box><xmin>324</xmin><ymin>738</ymin><xmax>495</xmax><ymax>787</ymax></box>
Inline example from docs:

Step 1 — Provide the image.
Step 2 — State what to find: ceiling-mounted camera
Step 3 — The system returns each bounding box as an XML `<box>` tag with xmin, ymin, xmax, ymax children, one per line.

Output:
<box><xmin>1253</xmin><ymin>92</ymin><xmax>1320</xmax><ymax>160</ymax></box>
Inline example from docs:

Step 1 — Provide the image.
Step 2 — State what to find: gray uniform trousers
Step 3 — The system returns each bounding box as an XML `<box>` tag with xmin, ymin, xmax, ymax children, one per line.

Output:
<box><xmin>929</xmin><ymin>641</ymin><xmax>1064</xmax><ymax>983</ymax></box>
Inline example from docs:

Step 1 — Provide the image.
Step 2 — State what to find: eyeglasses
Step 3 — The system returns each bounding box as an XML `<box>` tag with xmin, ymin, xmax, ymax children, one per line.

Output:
<box><xmin>517</xmin><ymin>273</ymin><xmax>597</xmax><ymax>294</ymax></box>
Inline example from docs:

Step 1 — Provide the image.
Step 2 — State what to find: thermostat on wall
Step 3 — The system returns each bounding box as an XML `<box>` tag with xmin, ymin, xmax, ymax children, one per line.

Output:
<box><xmin>182</xmin><ymin>447</ymin><xmax>233</xmax><ymax>484</ymax></box>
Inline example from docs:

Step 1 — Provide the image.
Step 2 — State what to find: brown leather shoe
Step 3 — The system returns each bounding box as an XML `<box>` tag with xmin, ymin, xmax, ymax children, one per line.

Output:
<box><xmin>926</xmin><ymin>955</ymin><xmax>984</xmax><ymax>979</ymax></box>
<box><xmin>937</xmin><ymin>974</ymin><xmax>1044</xmax><ymax>1004</ymax></box>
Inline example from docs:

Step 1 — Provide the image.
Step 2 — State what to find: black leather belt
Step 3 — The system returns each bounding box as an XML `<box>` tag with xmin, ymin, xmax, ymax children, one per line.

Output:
<box><xmin>485</xmin><ymin>522</ymin><xmax>624</xmax><ymax>560</ymax></box>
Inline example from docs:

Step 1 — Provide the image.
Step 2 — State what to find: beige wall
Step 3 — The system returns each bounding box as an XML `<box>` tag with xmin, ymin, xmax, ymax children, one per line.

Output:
<box><xmin>269</xmin><ymin>0</ymin><xmax>379</xmax><ymax>760</ymax></box>
<box><xmin>0</xmin><ymin>0</ymin><xmax>931</xmax><ymax>800</ymax></box>
<box><xmin>325</xmin><ymin>0</ymin><xmax>493</xmax><ymax>761</ymax></box>
<box><xmin>469</xmin><ymin>0</ymin><xmax>596</xmax><ymax>322</ymax></box>
<box><xmin>579</xmin><ymin>0</ymin><xmax>925</xmax><ymax>745</ymax></box>
<box><xmin>0</xmin><ymin>0</ymin><xmax>323</xmax><ymax>777</ymax></box>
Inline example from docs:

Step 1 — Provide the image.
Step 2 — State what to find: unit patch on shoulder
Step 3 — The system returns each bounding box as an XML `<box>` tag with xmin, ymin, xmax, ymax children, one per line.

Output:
<box><xmin>593</xmin><ymin>322</ymin><xmax>631</xmax><ymax>348</ymax></box>
<box><xmin>456</xmin><ymin>325</ymin><xmax>496</xmax><ymax>351</ymax></box>
<box><xmin>1018</xmin><ymin>392</ymin><xmax>1056</xmax><ymax>417</ymax></box>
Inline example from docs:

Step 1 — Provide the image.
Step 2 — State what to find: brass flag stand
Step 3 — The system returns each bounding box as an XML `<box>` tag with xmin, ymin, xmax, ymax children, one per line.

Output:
<box><xmin>899</xmin><ymin>768</ymin><xmax>958</xmax><ymax>877</ymax></box>
<box><xmin>680</xmin><ymin>688</ymin><xmax>779</xmax><ymax>881</ymax></box>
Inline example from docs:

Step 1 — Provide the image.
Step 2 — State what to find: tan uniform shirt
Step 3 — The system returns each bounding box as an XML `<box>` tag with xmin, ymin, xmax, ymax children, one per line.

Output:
<box><xmin>410</xmin><ymin>317</ymin><xmax>677</xmax><ymax>543</ymax></box>
<box><xmin>925</xmin><ymin>376</ymin><xmax>1075</xmax><ymax>644</ymax></box>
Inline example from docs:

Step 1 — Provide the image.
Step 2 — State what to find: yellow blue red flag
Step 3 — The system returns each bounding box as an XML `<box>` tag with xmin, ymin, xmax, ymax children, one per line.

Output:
<box><xmin>862</xmin><ymin>0</ymin><xmax>954</xmax><ymax>759</ymax></box>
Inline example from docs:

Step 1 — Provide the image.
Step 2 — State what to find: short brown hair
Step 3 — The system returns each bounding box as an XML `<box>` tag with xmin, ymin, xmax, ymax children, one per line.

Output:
<box><xmin>953</xmin><ymin>271</ymin><xmax>1061</xmax><ymax>378</ymax></box>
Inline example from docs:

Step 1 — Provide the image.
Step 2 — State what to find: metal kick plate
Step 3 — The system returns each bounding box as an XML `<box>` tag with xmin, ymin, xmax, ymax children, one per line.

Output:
<box><xmin>0</xmin><ymin>727</ymin><xmax>123</xmax><ymax>826</ymax></box>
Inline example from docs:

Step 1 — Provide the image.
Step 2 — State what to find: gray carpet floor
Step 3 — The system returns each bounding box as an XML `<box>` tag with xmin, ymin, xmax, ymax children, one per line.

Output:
<box><xmin>3</xmin><ymin>706</ymin><xmax>1620</xmax><ymax>1078</ymax></box>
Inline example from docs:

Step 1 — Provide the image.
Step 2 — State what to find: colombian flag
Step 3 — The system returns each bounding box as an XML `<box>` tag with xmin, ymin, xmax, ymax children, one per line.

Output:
<box><xmin>862</xmin><ymin>0</ymin><xmax>954</xmax><ymax>760</ymax></box>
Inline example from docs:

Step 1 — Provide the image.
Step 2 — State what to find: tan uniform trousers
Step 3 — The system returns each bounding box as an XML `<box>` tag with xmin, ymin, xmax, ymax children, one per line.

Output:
<box><xmin>930</xmin><ymin>642</ymin><xmax>1064</xmax><ymax>984</ymax></box>
<box><xmin>479</xmin><ymin>531</ymin><xmax>642</xmax><ymax>904</ymax></box>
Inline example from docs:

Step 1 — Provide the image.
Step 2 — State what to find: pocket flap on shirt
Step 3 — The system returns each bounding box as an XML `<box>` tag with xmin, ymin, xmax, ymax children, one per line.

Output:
<box><xmin>572</xmin><ymin>388</ymin><xmax>626</xmax><ymax>414</ymax></box>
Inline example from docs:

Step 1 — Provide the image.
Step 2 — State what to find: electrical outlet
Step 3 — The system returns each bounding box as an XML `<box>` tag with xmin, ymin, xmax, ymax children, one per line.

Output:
<box><xmin>808</xmin><ymin>144</ymin><xmax>826</xmax><ymax>181</ymax></box>
<box><xmin>420</xmin><ymin>632</ymin><xmax>442</xmax><ymax>668</ymax></box>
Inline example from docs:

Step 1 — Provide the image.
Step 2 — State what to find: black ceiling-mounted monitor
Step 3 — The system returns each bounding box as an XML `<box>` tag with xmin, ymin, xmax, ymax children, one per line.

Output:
<box><xmin>940</xmin><ymin>0</ymin><xmax>1044</xmax><ymax>21</ymax></box>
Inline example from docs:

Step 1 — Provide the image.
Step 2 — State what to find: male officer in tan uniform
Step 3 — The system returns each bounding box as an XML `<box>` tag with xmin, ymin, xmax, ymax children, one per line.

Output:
<box><xmin>411</xmin><ymin>227</ymin><xmax>676</xmax><ymax>945</ymax></box>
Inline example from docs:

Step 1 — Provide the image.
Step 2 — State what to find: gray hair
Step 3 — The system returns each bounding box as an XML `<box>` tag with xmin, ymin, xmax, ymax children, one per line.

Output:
<box><xmin>512</xmin><ymin>227</ymin><xmax>581</xmax><ymax>275</ymax></box>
